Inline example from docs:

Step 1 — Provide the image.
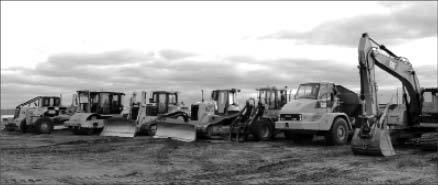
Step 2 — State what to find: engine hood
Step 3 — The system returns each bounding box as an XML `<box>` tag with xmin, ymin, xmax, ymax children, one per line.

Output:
<box><xmin>279</xmin><ymin>99</ymin><xmax>317</xmax><ymax>114</ymax></box>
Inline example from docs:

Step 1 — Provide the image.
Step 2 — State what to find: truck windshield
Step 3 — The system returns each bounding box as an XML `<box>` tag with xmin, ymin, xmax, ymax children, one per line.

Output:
<box><xmin>295</xmin><ymin>84</ymin><xmax>320</xmax><ymax>99</ymax></box>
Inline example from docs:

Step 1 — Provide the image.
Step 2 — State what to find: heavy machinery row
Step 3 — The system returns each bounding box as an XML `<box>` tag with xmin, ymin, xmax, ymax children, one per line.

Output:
<box><xmin>3</xmin><ymin>33</ymin><xmax>437</xmax><ymax>156</ymax></box>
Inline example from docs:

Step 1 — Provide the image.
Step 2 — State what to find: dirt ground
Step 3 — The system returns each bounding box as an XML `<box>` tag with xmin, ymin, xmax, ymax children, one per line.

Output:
<box><xmin>0</xmin><ymin>129</ymin><xmax>437</xmax><ymax>185</ymax></box>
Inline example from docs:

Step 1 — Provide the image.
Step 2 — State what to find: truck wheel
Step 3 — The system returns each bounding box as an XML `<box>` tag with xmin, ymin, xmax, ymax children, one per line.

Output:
<box><xmin>35</xmin><ymin>118</ymin><xmax>54</xmax><ymax>134</ymax></box>
<box><xmin>326</xmin><ymin>117</ymin><xmax>349</xmax><ymax>145</ymax></box>
<box><xmin>20</xmin><ymin>120</ymin><xmax>27</xmax><ymax>133</ymax></box>
<box><xmin>252</xmin><ymin>119</ymin><xmax>274</xmax><ymax>141</ymax></box>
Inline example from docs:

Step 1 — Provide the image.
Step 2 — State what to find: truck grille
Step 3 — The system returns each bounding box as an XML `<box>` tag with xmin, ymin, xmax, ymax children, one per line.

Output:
<box><xmin>280</xmin><ymin>114</ymin><xmax>301</xmax><ymax>121</ymax></box>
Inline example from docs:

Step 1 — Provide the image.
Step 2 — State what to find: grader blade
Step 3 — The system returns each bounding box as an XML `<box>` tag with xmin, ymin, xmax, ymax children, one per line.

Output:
<box><xmin>154</xmin><ymin>121</ymin><xmax>196</xmax><ymax>142</ymax></box>
<box><xmin>101</xmin><ymin>117</ymin><xmax>137</xmax><ymax>138</ymax></box>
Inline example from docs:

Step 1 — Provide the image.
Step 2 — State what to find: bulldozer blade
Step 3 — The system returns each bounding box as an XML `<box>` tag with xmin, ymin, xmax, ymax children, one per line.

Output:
<box><xmin>100</xmin><ymin>117</ymin><xmax>137</xmax><ymax>138</ymax></box>
<box><xmin>351</xmin><ymin>126</ymin><xmax>396</xmax><ymax>157</ymax></box>
<box><xmin>154</xmin><ymin>121</ymin><xmax>196</xmax><ymax>142</ymax></box>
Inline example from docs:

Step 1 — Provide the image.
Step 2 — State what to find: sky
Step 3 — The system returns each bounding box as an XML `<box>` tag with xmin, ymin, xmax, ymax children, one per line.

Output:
<box><xmin>1</xmin><ymin>1</ymin><xmax>437</xmax><ymax>109</ymax></box>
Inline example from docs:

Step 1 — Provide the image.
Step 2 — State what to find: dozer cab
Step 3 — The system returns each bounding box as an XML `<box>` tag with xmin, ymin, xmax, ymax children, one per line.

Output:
<box><xmin>154</xmin><ymin>88</ymin><xmax>242</xmax><ymax>142</ymax></box>
<box><xmin>351</xmin><ymin>33</ymin><xmax>438</xmax><ymax>156</ymax></box>
<box><xmin>101</xmin><ymin>91</ymin><xmax>188</xmax><ymax>137</ymax></box>
<box><xmin>5</xmin><ymin>96</ymin><xmax>71</xmax><ymax>134</ymax></box>
<box><xmin>229</xmin><ymin>86</ymin><xmax>289</xmax><ymax>142</ymax></box>
<box><xmin>64</xmin><ymin>90</ymin><xmax>125</xmax><ymax>135</ymax></box>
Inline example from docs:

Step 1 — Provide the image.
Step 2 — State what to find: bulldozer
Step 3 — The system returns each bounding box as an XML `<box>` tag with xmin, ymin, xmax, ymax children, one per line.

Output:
<box><xmin>229</xmin><ymin>86</ymin><xmax>289</xmax><ymax>142</ymax></box>
<box><xmin>64</xmin><ymin>90</ymin><xmax>125</xmax><ymax>135</ymax></box>
<box><xmin>351</xmin><ymin>33</ymin><xmax>438</xmax><ymax>156</ymax></box>
<box><xmin>5</xmin><ymin>96</ymin><xmax>71</xmax><ymax>134</ymax></box>
<box><xmin>154</xmin><ymin>88</ymin><xmax>242</xmax><ymax>142</ymax></box>
<box><xmin>100</xmin><ymin>90</ymin><xmax>189</xmax><ymax>137</ymax></box>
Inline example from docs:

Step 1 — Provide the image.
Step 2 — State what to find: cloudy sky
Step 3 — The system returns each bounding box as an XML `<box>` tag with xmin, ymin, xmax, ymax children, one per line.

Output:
<box><xmin>1</xmin><ymin>1</ymin><xmax>437</xmax><ymax>109</ymax></box>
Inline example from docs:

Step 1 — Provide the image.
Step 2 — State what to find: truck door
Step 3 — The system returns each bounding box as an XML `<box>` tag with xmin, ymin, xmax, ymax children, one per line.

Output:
<box><xmin>317</xmin><ymin>84</ymin><xmax>335</xmax><ymax>129</ymax></box>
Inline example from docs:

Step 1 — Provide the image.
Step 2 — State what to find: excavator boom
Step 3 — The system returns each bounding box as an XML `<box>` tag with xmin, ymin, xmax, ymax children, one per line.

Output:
<box><xmin>351</xmin><ymin>33</ymin><xmax>423</xmax><ymax>156</ymax></box>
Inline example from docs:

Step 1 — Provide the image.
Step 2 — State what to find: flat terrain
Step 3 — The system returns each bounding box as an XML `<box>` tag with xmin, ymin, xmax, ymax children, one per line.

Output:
<box><xmin>1</xmin><ymin>130</ymin><xmax>437</xmax><ymax>185</ymax></box>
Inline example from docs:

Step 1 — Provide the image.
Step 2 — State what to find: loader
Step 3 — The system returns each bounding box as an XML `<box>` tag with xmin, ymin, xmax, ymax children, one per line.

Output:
<box><xmin>351</xmin><ymin>33</ymin><xmax>438</xmax><ymax>156</ymax></box>
<box><xmin>5</xmin><ymin>96</ymin><xmax>71</xmax><ymax>134</ymax></box>
<box><xmin>229</xmin><ymin>86</ymin><xmax>289</xmax><ymax>142</ymax></box>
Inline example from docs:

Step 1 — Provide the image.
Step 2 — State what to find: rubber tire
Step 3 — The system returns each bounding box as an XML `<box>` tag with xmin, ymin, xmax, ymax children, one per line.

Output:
<box><xmin>147</xmin><ymin>124</ymin><xmax>157</xmax><ymax>136</ymax></box>
<box><xmin>252</xmin><ymin>119</ymin><xmax>275</xmax><ymax>141</ymax></box>
<box><xmin>20</xmin><ymin>120</ymin><xmax>27</xmax><ymax>133</ymax></box>
<box><xmin>326</xmin><ymin>117</ymin><xmax>349</xmax><ymax>145</ymax></box>
<box><xmin>35</xmin><ymin>118</ymin><xmax>54</xmax><ymax>134</ymax></box>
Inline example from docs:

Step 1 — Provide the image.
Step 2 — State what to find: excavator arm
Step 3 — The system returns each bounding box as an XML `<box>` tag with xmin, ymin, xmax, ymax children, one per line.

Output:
<box><xmin>352</xmin><ymin>33</ymin><xmax>423</xmax><ymax>156</ymax></box>
<box><xmin>358</xmin><ymin>33</ymin><xmax>422</xmax><ymax>124</ymax></box>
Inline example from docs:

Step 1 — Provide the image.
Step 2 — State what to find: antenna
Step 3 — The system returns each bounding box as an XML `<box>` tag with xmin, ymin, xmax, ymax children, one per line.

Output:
<box><xmin>201</xmin><ymin>89</ymin><xmax>204</xmax><ymax>102</ymax></box>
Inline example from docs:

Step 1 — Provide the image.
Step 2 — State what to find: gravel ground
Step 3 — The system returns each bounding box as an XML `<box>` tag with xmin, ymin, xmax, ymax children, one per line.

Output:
<box><xmin>1</xmin><ymin>129</ymin><xmax>437</xmax><ymax>185</ymax></box>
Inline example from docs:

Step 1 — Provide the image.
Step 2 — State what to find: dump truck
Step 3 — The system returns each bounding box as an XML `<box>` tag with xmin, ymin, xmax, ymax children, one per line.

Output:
<box><xmin>154</xmin><ymin>88</ymin><xmax>242</xmax><ymax>141</ymax></box>
<box><xmin>100</xmin><ymin>90</ymin><xmax>189</xmax><ymax>137</ymax></box>
<box><xmin>275</xmin><ymin>82</ymin><xmax>361</xmax><ymax>145</ymax></box>
<box><xmin>64</xmin><ymin>90</ymin><xmax>125</xmax><ymax>135</ymax></box>
<box><xmin>351</xmin><ymin>33</ymin><xmax>438</xmax><ymax>156</ymax></box>
<box><xmin>5</xmin><ymin>96</ymin><xmax>71</xmax><ymax>134</ymax></box>
<box><xmin>230</xmin><ymin>86</ymin><xmax>289</xmax><ymax>141</ymax></box>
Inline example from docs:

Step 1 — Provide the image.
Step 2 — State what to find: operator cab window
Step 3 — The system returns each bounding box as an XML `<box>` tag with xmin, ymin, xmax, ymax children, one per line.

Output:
<box><xmin>228</xmin><ymin>92</ymin><xmax>236</xmax><ymax>105</ymax></box>
<box><xmin>42</xmin><ymin>98</ymin><xmax>50</xmax><ymax>107</ymax></box>
<box><xmin>158</xmin><ymin>93</ymin><xmax>167</xmax><ymax>114</ymax></box>
<box><xmin>258</xmin><ymin>90</ymin><xmax>266</xmax><ymax>105</ymax></box>
<box><xmin>100</xmin><ymin>93</ymin><xmax>111</xmax><ymax>114</ymax></box>
<box><xmin>295</xmin><ymin>84</ymin><xmax>320</xmax><ymax>99</ymax></box>
<box><xmin>54</xmin><ymin>98</ymin><xmax>61</xmax><ymax>106</ymax></box>
<box><xmin>422</xmin><ymin>91</ymin><xmax>438</xmax><ymax>113</ymax></box>
<box><xmin>169</xmin><ymin>94</ymin><xmax>177</xmax><ymax>105</ymax></box>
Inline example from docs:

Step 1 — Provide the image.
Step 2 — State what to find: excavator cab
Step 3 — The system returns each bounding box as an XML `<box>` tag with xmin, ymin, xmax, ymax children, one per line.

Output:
<box><xmin>420</xmin><ymin>88</ymin><xmax>438</xmax><ymax>124</ymax></box>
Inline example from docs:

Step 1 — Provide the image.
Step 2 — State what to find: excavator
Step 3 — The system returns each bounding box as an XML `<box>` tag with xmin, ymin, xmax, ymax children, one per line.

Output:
<box><xmin>351</xmin><ymin>33</ymin><xmax>438</xmax><ymax>156</ymax></box>
<box><xmin>101</xmin><ymin>90</ymin><xmax>188</xmax><ymax>137</ymax></box>
<box><xmin>154</xmin><ymin>88</ymin><xmax>242</xmax><ymax>141</ymax></box>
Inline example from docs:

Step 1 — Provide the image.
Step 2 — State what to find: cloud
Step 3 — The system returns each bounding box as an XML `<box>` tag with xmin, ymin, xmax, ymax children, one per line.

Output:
<box><xmin>158</xmin><ymin>49</ymin><xmax>196</xmax><ymax>60</ymax></box>
<box><xmin>262</xmin><ymin>2</ymin><xmax>437</xmax><ymax>47</ymax></box>
<box><xmin>2</xmin><ymin>49</ymin><xmax>436</xmax><ymax>109</ymax></box>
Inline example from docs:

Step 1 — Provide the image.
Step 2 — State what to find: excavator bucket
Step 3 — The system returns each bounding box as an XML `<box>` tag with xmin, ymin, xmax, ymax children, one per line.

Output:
<box><xmin>351</xmin><ymin>103</ymin><xmax>396</xmax><ymax>157</ymax></box>
<box><xmin>154</xmin><ymin>121</ymin><xmax>196</xmax><ymax>142</ymax></box>
<box><xmin>351</xmin><ymin>125</ymin><xmax>395</xmax><ymax>156</ymax></box>
<box><xmin>100</xmin><ymin>117</ymin><xmax>137</xmax><ymax>137</ymax></box>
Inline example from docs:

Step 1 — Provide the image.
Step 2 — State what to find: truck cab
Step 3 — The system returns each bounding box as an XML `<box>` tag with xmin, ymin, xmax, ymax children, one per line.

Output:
<box><xmin>275</xmin><ymin>82</ymin><xmax>360</xmax><ymax>145</ymax></box>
